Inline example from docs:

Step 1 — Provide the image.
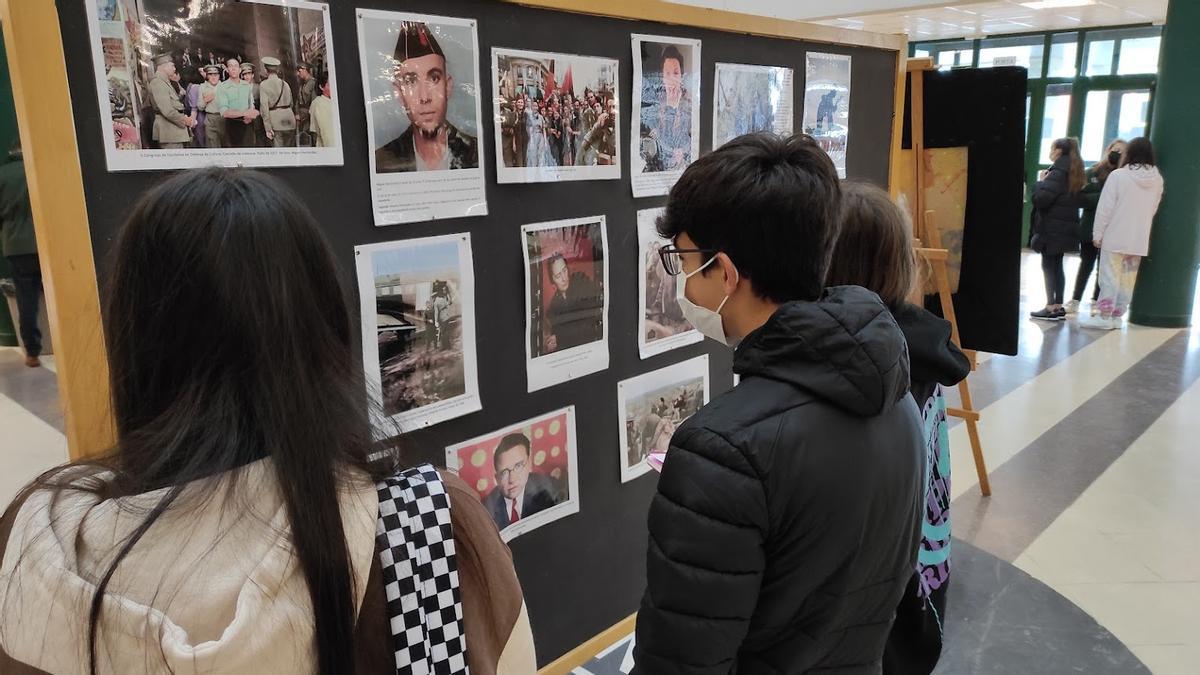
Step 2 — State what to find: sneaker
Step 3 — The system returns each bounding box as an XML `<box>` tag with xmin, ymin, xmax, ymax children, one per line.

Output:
<box><xmin>24</xmin><ymin>356</ymin><xmax>41</xmax><ymax>368</ymax></box>
<box><xmin>1065</xmin><ymin>300</ymin><xmax>1080</xmax><ymax>315</ymax></box>
<box><xmin>1031</xmin><ymin>308</ymin><xmax>1065</xmax><ymax>321</ymax></box>
<box><xmin>1078</xmin><ymin>315</ymin><xmax>1116</xmax><ymax>330</ymax></box>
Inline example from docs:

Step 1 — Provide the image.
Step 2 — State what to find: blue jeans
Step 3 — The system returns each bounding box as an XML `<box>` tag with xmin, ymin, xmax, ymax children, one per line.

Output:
<box><xmin>7</xmin><ymin>254</ymin><xmax>42</xmax><ymax>357</ymax></box>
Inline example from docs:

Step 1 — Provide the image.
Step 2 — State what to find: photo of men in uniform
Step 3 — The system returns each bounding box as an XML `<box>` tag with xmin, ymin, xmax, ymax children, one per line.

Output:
<box><xmin>447</xmin><ymin>407</ymin><xmax>578</xmax><ymax>541</ymax></box>
<box><xmin>526</xmin><ymin>221</ymin><xmax>606</xmax><ymax>358</ymax></box>
<box><xmin>375</xmin><ymin>21</ymin><xmax>479</xmax><ymax>173</ymax></box>
<box><xmin>87</xmin><ymin>0</ymin><xmax>342</xmax><ymax>169</ymax></box>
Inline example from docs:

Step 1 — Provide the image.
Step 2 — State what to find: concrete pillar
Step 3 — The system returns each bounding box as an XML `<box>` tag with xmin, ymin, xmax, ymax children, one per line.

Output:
<box><xmin>1130</xmin><ymin>0</ymin><xmax>1200</xmax><ymax>327</ymax></box>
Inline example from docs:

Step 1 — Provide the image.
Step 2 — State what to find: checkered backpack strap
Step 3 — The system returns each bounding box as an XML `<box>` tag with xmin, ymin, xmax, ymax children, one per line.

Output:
<box><xmin>375</xmin><ymin>464</ymin><xmax>470</xmax><ymax>675</ymax></box>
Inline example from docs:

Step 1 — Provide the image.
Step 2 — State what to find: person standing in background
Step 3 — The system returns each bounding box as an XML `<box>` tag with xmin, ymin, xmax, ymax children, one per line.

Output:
<box><xmin>1068</xmin><ymin>139</ymin><xmax>1126</xmax><ymax>316</ymax></box>
<box><xmin>308</xmin><ymin>71</ymin><xmax>336</xmax><ymax>148</ymax></box>
<box><xmin>1029</xmin><ymin>137</ymin><xmax>1085</xmax><ymax>321</ymax></box>
<box><xmin>0</xmin><ymin>142</ymin><xmax>41</xmax><ymax>368</ymax></box>
<box><xmin>217</xmin><ymin>58</ymin><xmax>259</xmax><ymax>148</ymax></box>
<box><xmin>199</xmin><ymin>65</ymin><xmax>224</xmax><ymax>148</ymax></box>
<box><xmin>295</xmin><ymin>62</ymin><xmax>317</xmax><ymax>144</ymax></box>
<box><xmin>241</xmin><ymin>63</ymin><xmax>267</xmax><ymax>148</ymax></box>
<box><xmin>1080</xmin><ymin>137</ymin><xmax>1165</xmax><ymax>331</ymax></box>
<box><xmin>148</xmin><ymin>53</ymin><xmax>196</xmax><ymax>149</ymax></box>
<box><xmin>259</xmin><ymin>57</ymin><xmax>297</xmax><ymax>147</ymax></box>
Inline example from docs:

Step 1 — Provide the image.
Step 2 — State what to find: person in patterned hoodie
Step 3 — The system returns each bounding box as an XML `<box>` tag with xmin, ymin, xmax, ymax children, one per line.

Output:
<box><xmin>826</xmin><ymin>182</ymin><xmax>971</xmax><ymax>674</ymax></box>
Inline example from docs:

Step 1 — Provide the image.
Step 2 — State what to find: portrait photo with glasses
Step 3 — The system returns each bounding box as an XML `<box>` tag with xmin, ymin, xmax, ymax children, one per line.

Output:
<box><xmin>446</xmin><ymin>407</ymin><xmax>579</xmax><ymax>542</ymax></box>
<box><xmin>358</xmin><ymin>10</ymin><xmax>487</xmax><ymax>224</ymax></box>
<box><xmin>638</xmin><ymin>207</ymin><xmax>701</xmax><ymax>359</ymax></box>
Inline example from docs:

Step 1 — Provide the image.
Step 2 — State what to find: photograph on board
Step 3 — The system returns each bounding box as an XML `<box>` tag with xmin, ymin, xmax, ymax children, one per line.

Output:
<box><xmin>522</xmin><ymin>217</ymin><xmax>610</xmax><ymax>392</ymax></box>
<box><xmin>638</xmin><ymin>208</ymin><xmax>701</xmax><ymax>359</ymax></box>
<box><xmin>712</xmin><ymin>62</ymin><xmax>794</xmax><ymax>150</ymax></box>
<box><xmin>355</xmin><ymin>234</ymin><xmax>481</xmax><ymax>433</ymax></box>
<box><xmin>630</xmin><ymin>35</ymin><xmax>702</xmax><ymax>198</ymax></box>
<box><xmin>618</xmin><ymin>356</ymin><xmax>710</xmax><ymax>483</ymax></box>
<box><xmin>447</xmin><ymin>407</ymin><xmax>579</xmax><ymax>542</ymax></box>
<box><xmin>493</xmin><ymin>47</ymin><xmax>620</xmax><ymax>184</ymax></box>
<box><xmin>358</xmin><ymin>10</ymin><xmax>487</xmax><ymax>225</ymax></box>
<box><xmin>85</xmin><ymin>0</ymin><xmax>344</xmax><ymax>171</ymax></box>
<box><xmin>803</xmin><ymin>52</ymin><xmax>852</xmax><ymax>178</ymax></box>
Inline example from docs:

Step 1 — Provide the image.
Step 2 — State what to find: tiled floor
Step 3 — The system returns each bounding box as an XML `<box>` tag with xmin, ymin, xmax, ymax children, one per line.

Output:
<box><xmin>2</xmin><ymin>255</ymin><xmax>1199</xmax><ymax>674</ymax></box>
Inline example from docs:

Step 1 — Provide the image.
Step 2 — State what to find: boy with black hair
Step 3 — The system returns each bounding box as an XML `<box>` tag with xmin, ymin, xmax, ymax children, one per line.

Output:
<box><xmin>633</xmin><ymin>133</ymin><xmax>925</xmax><ymax>674</ymax></box>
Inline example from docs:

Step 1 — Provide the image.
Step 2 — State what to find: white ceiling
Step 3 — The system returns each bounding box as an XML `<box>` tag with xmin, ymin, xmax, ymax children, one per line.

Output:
<box><xmin>666</xmin><ymin>0</ymin><xmax>1168</xmax><ymax>40</ymax></box>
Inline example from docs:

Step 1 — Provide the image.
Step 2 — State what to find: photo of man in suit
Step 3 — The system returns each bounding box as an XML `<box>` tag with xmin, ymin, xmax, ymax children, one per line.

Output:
<box><xmin>483</xmin><ymin>433</ymin><xmax>562</xmax><ymax>530</ymax></box>
<box><xmin>375</xmin><ymin>21</ymin><xmax>478</xmax><ymax>173</ymax></box>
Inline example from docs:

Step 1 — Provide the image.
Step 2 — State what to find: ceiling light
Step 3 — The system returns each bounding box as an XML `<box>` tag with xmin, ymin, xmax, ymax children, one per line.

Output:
<box><xmin>1019</xmin><ymin>0</ymin><xmax>1095</xmax><ymax>9</ymax></box>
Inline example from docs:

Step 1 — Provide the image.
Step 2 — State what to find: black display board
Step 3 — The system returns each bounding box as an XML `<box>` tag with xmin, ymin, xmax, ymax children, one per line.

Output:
<box><xmin>903</xmin><ymin>67</ymin><xmax>1026</xmax><ymax>357</ymax></box>
<box><xmin>55</xmin><ymin>0</ymin><xmax>899</xmax><ymax>664</ymax></box>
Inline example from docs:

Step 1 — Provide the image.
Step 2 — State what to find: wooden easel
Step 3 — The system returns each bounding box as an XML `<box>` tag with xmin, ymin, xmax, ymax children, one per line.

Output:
<box><xmin>907</xmin><ymin>58</ymin><xmax>992</xmax><ymax>496</ymax></box>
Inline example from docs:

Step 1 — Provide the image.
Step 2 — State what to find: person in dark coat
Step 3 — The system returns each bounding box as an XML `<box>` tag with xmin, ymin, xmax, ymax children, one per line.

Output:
<box><xmin>544</xmin><ymin>254</ymin><xmax>603</xmax><ymax>353</ymax></box>
<box><xmin>633</xmin><ymin>134</ymin><xmax>925</xmax><ymax>674</ymax></box>
<box><xmin>827</xmin><ymin>182</ymin><xmax>972</xmax><ymax>675</ymax></box>
<box><xmin>0</xmin><ymin>142</ymin><xmax>42</xmax><ymax>368</ymax></box>
<box><xmin>1069</xmin><ymin>138</ymin><xmax>1126</xmax><ymax>316</ymax></box>
<box><xmin>1030</xmin><ymin>137</ymin><xmax>1086</xmax><ymax>321</ymax></box>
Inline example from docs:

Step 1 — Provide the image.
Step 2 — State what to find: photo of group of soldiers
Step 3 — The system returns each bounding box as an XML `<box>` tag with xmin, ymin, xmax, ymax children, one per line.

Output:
<box><xmin>497</xmin><ymin>56</ymin><xmax>618</xmax><ymax>169</ymax></box>
<box><xmin>623</xmin><ymin>379</ymin><xmax>705</xmax><ymax>469</ymax></box>
<box><xmin>137</xmin><ymin>51</ymin><xmax>329</xmax><ymax>150</ymax></box>
<box><xmin>98</xmin><ymin>0</ymin><xmax>337</xmax><ymax>153</ymax></box>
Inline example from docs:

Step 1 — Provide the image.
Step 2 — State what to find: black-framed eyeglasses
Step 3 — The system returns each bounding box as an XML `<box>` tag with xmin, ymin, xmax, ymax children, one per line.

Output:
<box><xmin>496</xmin><ymin>460</ymin><xmax>527</xmax><ymax>482</ymax></box>
<box><xmin>658</xmin><ymin>245</ymin><xmax>717</xmax><ymax>276</ymax></box>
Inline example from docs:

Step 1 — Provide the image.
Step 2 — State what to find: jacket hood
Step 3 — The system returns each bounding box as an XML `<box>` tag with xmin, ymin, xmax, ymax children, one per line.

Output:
<box><xmin>1124</xmin><ymin>165</ymin><xmax>1163</xmax><ymax>189</ymax></box>
<box><xmin>0</xmin><ymin>459</ymin><xmax>378</xmax><ymax>674</ymax></box>
<box><xmin>733</xmin><ymin>286</ymin><xmax>912</xmax><ymax>417</ymax></box>
<box><xmin>890</xmin><ymin>303</ymin><xmax>971</xmax><ymax>388</ymax></box>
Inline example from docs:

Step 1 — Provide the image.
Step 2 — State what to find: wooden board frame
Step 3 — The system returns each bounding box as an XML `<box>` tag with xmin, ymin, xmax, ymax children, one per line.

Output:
<box><xmin>0</xmin><ymin>0</ymin><xmax>115</xmax><ymax>460</ymax></box>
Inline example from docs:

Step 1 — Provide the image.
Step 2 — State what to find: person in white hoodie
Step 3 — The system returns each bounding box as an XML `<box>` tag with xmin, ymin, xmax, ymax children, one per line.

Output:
<box><xmin>0</xmin><ymin>168</ymin><xmax>536</xmax><ymax>674</ymax></box>
<box><xmin>1080</xmin><ymin>137</ymin><xmax>1165</xmax><ymax>330</ymax></box>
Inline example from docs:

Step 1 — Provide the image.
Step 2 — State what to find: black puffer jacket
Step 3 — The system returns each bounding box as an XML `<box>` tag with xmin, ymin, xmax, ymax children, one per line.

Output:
<box><xmin>1031</xmin><ymin>154</ymin><xmax>1083</xmax><ymax>255</ymax></box>
<box><xmin>633</xmin><ymin>286</ymin><xmax>926</xmax><ymax>674</ymax></box>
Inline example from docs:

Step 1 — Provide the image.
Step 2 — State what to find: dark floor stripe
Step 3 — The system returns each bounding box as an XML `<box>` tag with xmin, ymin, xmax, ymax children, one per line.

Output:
<box><xmin>933</xmin><ymin>539</ymin><xmax>1149</xmax><ymax>675</ymax></box>
<box><xmin>0</xmin><ymin>350</ymin><xmax>65</xmax><ymax>433</ymax></box>
<box><xmin>952</xmin><ymin>329</ymin><xmax>1195</xmax><ymax>563</ymax></box>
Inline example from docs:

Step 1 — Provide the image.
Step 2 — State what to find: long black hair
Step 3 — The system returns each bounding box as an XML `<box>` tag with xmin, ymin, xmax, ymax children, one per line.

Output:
<box><xmin>1122</xmin><ymin>136</ymin><xmax>1156</xmax><ymax>168</ymax></box>
<box><xmin>22</xmin><ymin>168</ymin><xmax>390</xmax><ymax>673</ymax></box>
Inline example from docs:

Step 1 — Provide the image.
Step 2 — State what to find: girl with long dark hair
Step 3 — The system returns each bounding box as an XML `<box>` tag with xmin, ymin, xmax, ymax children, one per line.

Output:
<box><xmin>0</xmin><ymin>168</ymin><xmax>534</xmax><ymax>673</ymax></box>
<box><xmin>1080</xmin><ymin>137</ymin><xmax>1164</xmax><ymax>330</ymax></box>
<box><xmin>1030</xmin><ymin>137</ymin><xmax>1086</xmax><ymax>321</ymax></box>
<box><xmin>1068</xmin><ymin>138</ymin><xmax>1126</xmax><ymax>316</ymax></box>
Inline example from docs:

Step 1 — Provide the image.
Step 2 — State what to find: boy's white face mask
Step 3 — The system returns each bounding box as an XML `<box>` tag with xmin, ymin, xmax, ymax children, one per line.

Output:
<box><xmin>676</xmin><ymin>256</ymin><xmax>740</xmax><ymax>348</ymax></box>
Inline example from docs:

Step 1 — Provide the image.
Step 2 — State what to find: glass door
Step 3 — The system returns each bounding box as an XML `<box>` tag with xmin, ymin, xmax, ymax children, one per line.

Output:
<box><xmin>1080</xmin><ymin>87</ymin><xmax>1152</xmax><ymax>162</ymax></box>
